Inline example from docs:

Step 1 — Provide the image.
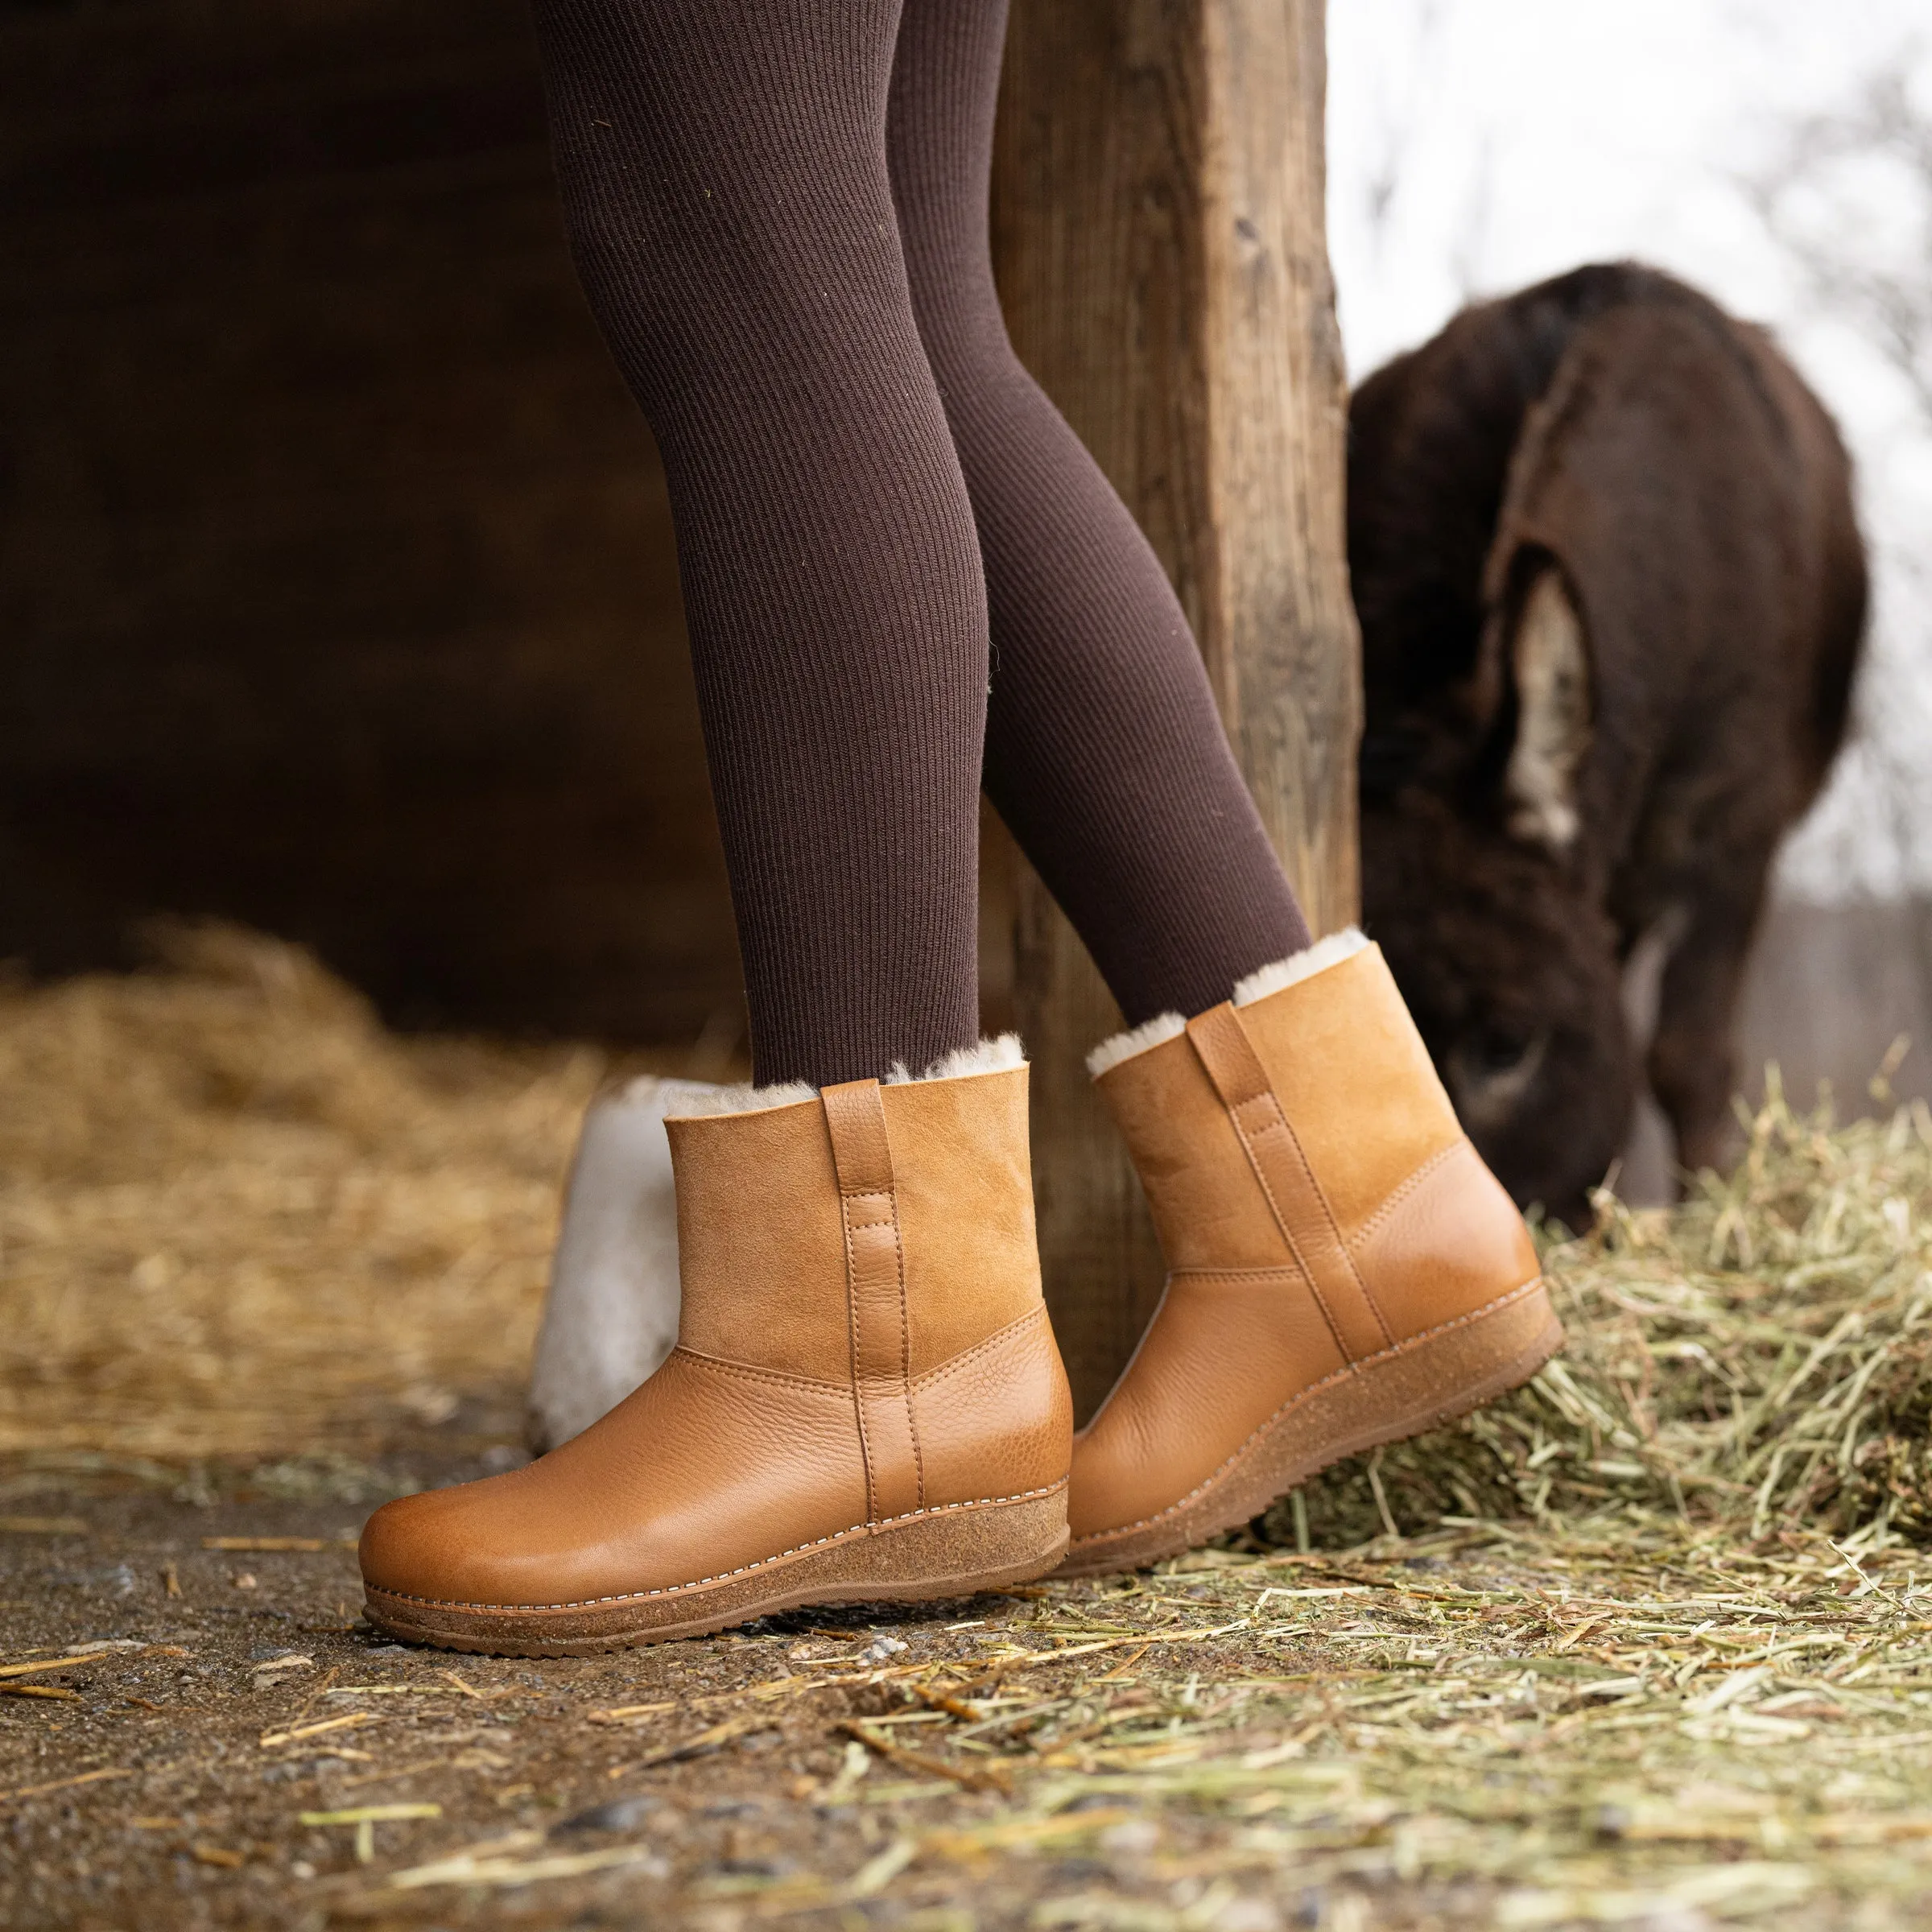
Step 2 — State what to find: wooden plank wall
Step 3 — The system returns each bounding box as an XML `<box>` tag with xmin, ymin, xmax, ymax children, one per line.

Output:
<box><xmin>993</xmin><ymin>2</ymin><xmax>1359</xmax><ymax>1416</ymax></box>
<box><xmin>0</xmin><ymin>0</ymin><xmax>741</xmax><ymax>1046</ymax></box>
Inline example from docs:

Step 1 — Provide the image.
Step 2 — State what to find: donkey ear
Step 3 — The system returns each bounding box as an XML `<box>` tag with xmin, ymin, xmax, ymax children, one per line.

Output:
<box><xmin>1496</xmin><ymin>555</ymin><xmax>1591</xmax><ymax>852</ymax></box>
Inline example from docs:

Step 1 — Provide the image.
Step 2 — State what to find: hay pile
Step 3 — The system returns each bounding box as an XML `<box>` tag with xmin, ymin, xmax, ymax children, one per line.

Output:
<box><xmin>0</xmin><ymin>926</ymin><xmax>606</xmax><ymax>1462</ymax></box>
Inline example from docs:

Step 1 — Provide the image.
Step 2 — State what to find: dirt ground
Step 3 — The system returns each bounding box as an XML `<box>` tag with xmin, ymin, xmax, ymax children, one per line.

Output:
<box><xmin>10</xmin><ymin>1444</ymin><xmax>1932</xmax><ymax>1932</ymax></box>
<box><xmin>1</xmin><ymin>1447</ymin><xmax>1348</xmax><ymax>1932</ymax></box>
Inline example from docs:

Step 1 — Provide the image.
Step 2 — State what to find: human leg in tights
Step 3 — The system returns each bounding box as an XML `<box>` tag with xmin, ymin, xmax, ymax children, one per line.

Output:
<box><xmin>530</xmin><ymin>0</ymin><xmax>987</xmax><ymax>1088</ymax></box>
<box><xmin>877</xmin><ymin>2</ymin><xmax>1554</xmax><ymax>1589</ymax></box>
<box><xmin>885</xmin><ymin>0</ymin><xmax>1311</xmax><ymax>1026</ymax></box>
<box><xmin>531</xmin><ymin>0</ymin><xmax>1306</xmax><ymax>1089</ymax></box>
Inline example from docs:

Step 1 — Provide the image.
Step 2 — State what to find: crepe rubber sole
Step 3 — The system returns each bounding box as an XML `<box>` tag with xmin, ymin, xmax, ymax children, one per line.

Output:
<box><xmin>1058</xmin><ymin>1280</ymin><xmax>1563</xmax><ymax>1578</ymax></box>
<box><xmin>361</xmin><ymin>1484</ymin><xmax>1068</xmax><ymax>1657</ymax></box>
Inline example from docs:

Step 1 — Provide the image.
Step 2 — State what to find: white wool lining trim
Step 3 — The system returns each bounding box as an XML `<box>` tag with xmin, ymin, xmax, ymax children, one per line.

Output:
<box><xmin>667</xmin><ymin>1080</ymin><xmax>817</xmax><ymax>1118</ymax></box>
<box><xmin>1232</xmin><ymin>927</ymin><xmax>1368</xmax><ymax>1008</ymax></box>
<box><xmin>885</xmin><ymin>1033</ymin><xmax>1026</xmax><ymax>1084</ymax></box>
<box><xmin>1084</xmin><ymin>927</ymin><xmax>1372</xmax><ymax>1079</ymax></box>
<box><xmin>666</xmin><ymin>1034</ymin><xmax>1025</xmax><ymax>1119</ymax></box>
<box><xmin>1084</xmin><ymin>1010</ymin><xmax>1187</xmax><ymax>1080</ymax></box>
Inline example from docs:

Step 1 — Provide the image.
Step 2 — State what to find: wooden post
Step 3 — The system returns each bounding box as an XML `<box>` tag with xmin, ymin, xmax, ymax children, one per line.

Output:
<box><xmin>989</xmin><ymin>2</ymin><xmax>1360</xmax><ymax>1418</ymax></box>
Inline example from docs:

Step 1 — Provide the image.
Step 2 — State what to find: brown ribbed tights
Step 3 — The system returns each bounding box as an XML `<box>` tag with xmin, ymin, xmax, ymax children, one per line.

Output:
<box><xmin>530</xmin><ymin>0</ymin><xmax>1311</xmax><ymax>1086</ymax></box>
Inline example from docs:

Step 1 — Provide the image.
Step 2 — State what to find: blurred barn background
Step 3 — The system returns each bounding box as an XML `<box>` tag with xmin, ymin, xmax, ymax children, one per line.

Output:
<box><xmin>2</xmin><ymin>0</ymin><xmax>740</xmax><ymax>1054</ymax></box>
<box><xmin>6</xmin><ymin>0</ymin><xmax>1930</xmax><ymax>1177</ymax></box>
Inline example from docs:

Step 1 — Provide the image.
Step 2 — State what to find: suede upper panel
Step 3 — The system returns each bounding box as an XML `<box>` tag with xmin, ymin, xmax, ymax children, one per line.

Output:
<box><xmin>1067</xmin><ymin>935</ymin><xmax>1550</xmax><ymax>1558</ymax></box>
<box><xmin>1238</xmin><ymin>944</ymin><xmax>1463</xmax><ymax>1236</ymax></box>
<box><xmin>1096</xmin><ymin>1033</ymin><xmax>1289</xmax><ymax>1273</ymax></box>
<box><xmin>888</xmin><ymin>1063</ymin><xmax>1042</xmax><ymax>1378</ymax></box>
<box><xmin>666</xmin><ymin>1098</ymin><xmax>852</xmax><ymax>1384</ymax></box>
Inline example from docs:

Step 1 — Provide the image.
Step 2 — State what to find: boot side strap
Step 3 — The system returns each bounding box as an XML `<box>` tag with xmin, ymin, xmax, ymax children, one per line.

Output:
<box><xmin>1183</xmin><ymin>1004</ymin><xmax>1394</xmax><ymax>1362</ymax></box>
<box><xmin>821</xmin><ymin>1079</ymin><xmax>924</xmax><ymax>1521</ymax></box>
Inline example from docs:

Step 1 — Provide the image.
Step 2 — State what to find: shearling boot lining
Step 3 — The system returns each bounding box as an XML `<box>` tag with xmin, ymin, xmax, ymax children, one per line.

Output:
<box><xmin>1084</xmin><ymin>1011</ymin><xmax>1187</xmax><ymax>1080</ymax></box>
<box><xmin>667</xmin><ymin>1034</ymin><xmax>1025</xmax><ymax>1119</ymax></box>
<box><xmin>667</xmin><ymin>1080</ymin><xmax>818</xmax><ymax>1118</ymax></box>
<box><xmin>1232</xmin><ymin>926</ymin><xmax>1368</xmax><ymax>1007</ymax></box>
<box><xmin>885</xmin><ymin>1033</ymin><xmax>1025</xmax><ymax>1084</ymax></box>
<box><xmin>1085</xmin><ymin>927</ymin><xmax>1371</xmax><ymax>1078</ymax></box>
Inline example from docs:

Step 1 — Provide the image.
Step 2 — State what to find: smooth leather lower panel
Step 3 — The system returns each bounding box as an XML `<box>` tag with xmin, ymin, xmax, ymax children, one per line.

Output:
<box><xmin>911</xmin><ymin>1306</ymin><xmax>1072</xmax><ymax>1510</ymax></box>
<box><xmin>1347</xmin><ymin>1137</ymin><xmax>1542</xmax><ymax>1343</ymax></box>
<box><xmin>359</xmin><ymin>1348</ymin><xmax>866</xmax><ymax>1608</ymax></box>
<box><xmin>1067</xmin><ymin>1269</ymin><xmax>1346</xmax><ymax>1542</ymax></box>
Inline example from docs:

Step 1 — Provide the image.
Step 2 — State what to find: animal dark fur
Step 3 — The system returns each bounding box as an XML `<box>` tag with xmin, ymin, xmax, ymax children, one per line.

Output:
<box><xmin>1352</xmin><ymin>263</ymin><xmax>1868</xmax><ymax>1226</ymax></box>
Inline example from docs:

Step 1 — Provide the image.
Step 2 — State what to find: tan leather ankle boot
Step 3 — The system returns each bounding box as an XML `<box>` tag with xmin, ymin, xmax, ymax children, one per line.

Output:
<box><xmin>360</xmin><ymin>1044</ymin><xmax>1073</xmax><ymax>1653</ymax></box>
<box><xmin>1063</xmin><ymin>935</ymin><xmax>1562</xmax><ymax>1576</ymax></box>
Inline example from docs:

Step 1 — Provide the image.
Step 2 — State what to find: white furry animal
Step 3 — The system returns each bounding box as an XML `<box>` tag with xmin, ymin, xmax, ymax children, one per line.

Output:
<box><xmin>523</xmin><ymin>1075</ymin><xmax>721</xmax><ymax>1454</ymax></box>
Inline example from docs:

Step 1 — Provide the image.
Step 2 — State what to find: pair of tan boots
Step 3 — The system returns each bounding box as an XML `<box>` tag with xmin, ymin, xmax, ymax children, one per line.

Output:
<box><xmin>360</xmin><ymin>935</ymin><xmax>1561</xmax><ymax>1654</ymax></box>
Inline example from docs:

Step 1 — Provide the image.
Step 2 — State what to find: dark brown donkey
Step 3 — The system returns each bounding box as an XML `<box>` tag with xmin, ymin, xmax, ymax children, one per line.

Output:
<box><xmin>1351</xmin><ymin>262</ymin><xmax>1867</xmax><ymax>1227</ymax></box>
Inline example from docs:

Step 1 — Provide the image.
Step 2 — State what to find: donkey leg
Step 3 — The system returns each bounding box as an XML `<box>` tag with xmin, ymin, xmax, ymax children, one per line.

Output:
<box><xmin>1646</xmin><ymin>873</ymin><xmax>1769</xmax><ymax>1187</ymax></box>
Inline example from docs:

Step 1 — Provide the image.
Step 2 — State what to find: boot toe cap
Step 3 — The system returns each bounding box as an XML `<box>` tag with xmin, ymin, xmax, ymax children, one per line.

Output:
<box><xmin>358</xmin><ymin>1479</ymin><xmax>559</xmax><ymax>1607</ymax></box>
<box><xmin>357</xmin><ymin>1447</ymin><xmax>709</xmax><ymax>1612</ymax></box>
<box><xmin>358</xmin><ymin>1486</ymin><xmax>477</xmax><ymax>1602</ymax></box>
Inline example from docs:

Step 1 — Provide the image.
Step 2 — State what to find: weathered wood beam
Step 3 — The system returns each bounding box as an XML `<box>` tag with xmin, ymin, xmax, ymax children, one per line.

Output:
<box><xmin>990</xmin><ymin>1</ymin><xmax>1360</xmax><ymax>1418</ymax></box>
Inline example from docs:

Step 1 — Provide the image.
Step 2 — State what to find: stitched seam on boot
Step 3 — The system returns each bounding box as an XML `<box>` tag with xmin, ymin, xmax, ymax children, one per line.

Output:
<box><xmin>1067</xmin><ymin>1278</ymin><xmax>1551</xmax><ymax>1547</ymax></box>
<box><xmin>1348</xmin><ymin>1138</ymin><xmax>1471</xmax><ymax>1248</ymax></box>
<box><xmin>842</xmin><ymin>1188</ymin><xmax>883</xmax><ymax>1522</ymax></box>
<box><xmin>1242</xmin><ymin>1100</ymin><xmax>1394</xmax><ymax>1352</ymax></box>
<box><xmin>1227</xmin><ymin>1100</ymin><xmax>1354</xmax><ymax>1360</ymax></box>
<box><xmin>365</xmin><ymin>1479</ymin><xmax>1069</xmax><ymax>1612</ymax></box>
<box><xmin>891</xmin><ymin>1195</ymin><xmax>925</xmax><ymax>1511</ymax></box>
<box><xmin>839</xmin><ymin>1185</ymin><xmax>923</xmax><ymax>1521</ymax></box>
<box><xmin>909</xmin><ymin>1304</ymin><xmax>1050</xmax><ymax>1396</ymax></box>
<box><xmin>664</xmin><ymin>1347</ymin><xmax>852</xmax><ymax>1396</ymax></box>
<box><xmin>1191</xmin><ymin>1002</ymin><xmax>1397</xmax><ymax>1358</ymax></box>
<box><xmin>1163</xmin><ymin>1267</ymin><xmax>1328</xmax><ymax>1290</ymax></box>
